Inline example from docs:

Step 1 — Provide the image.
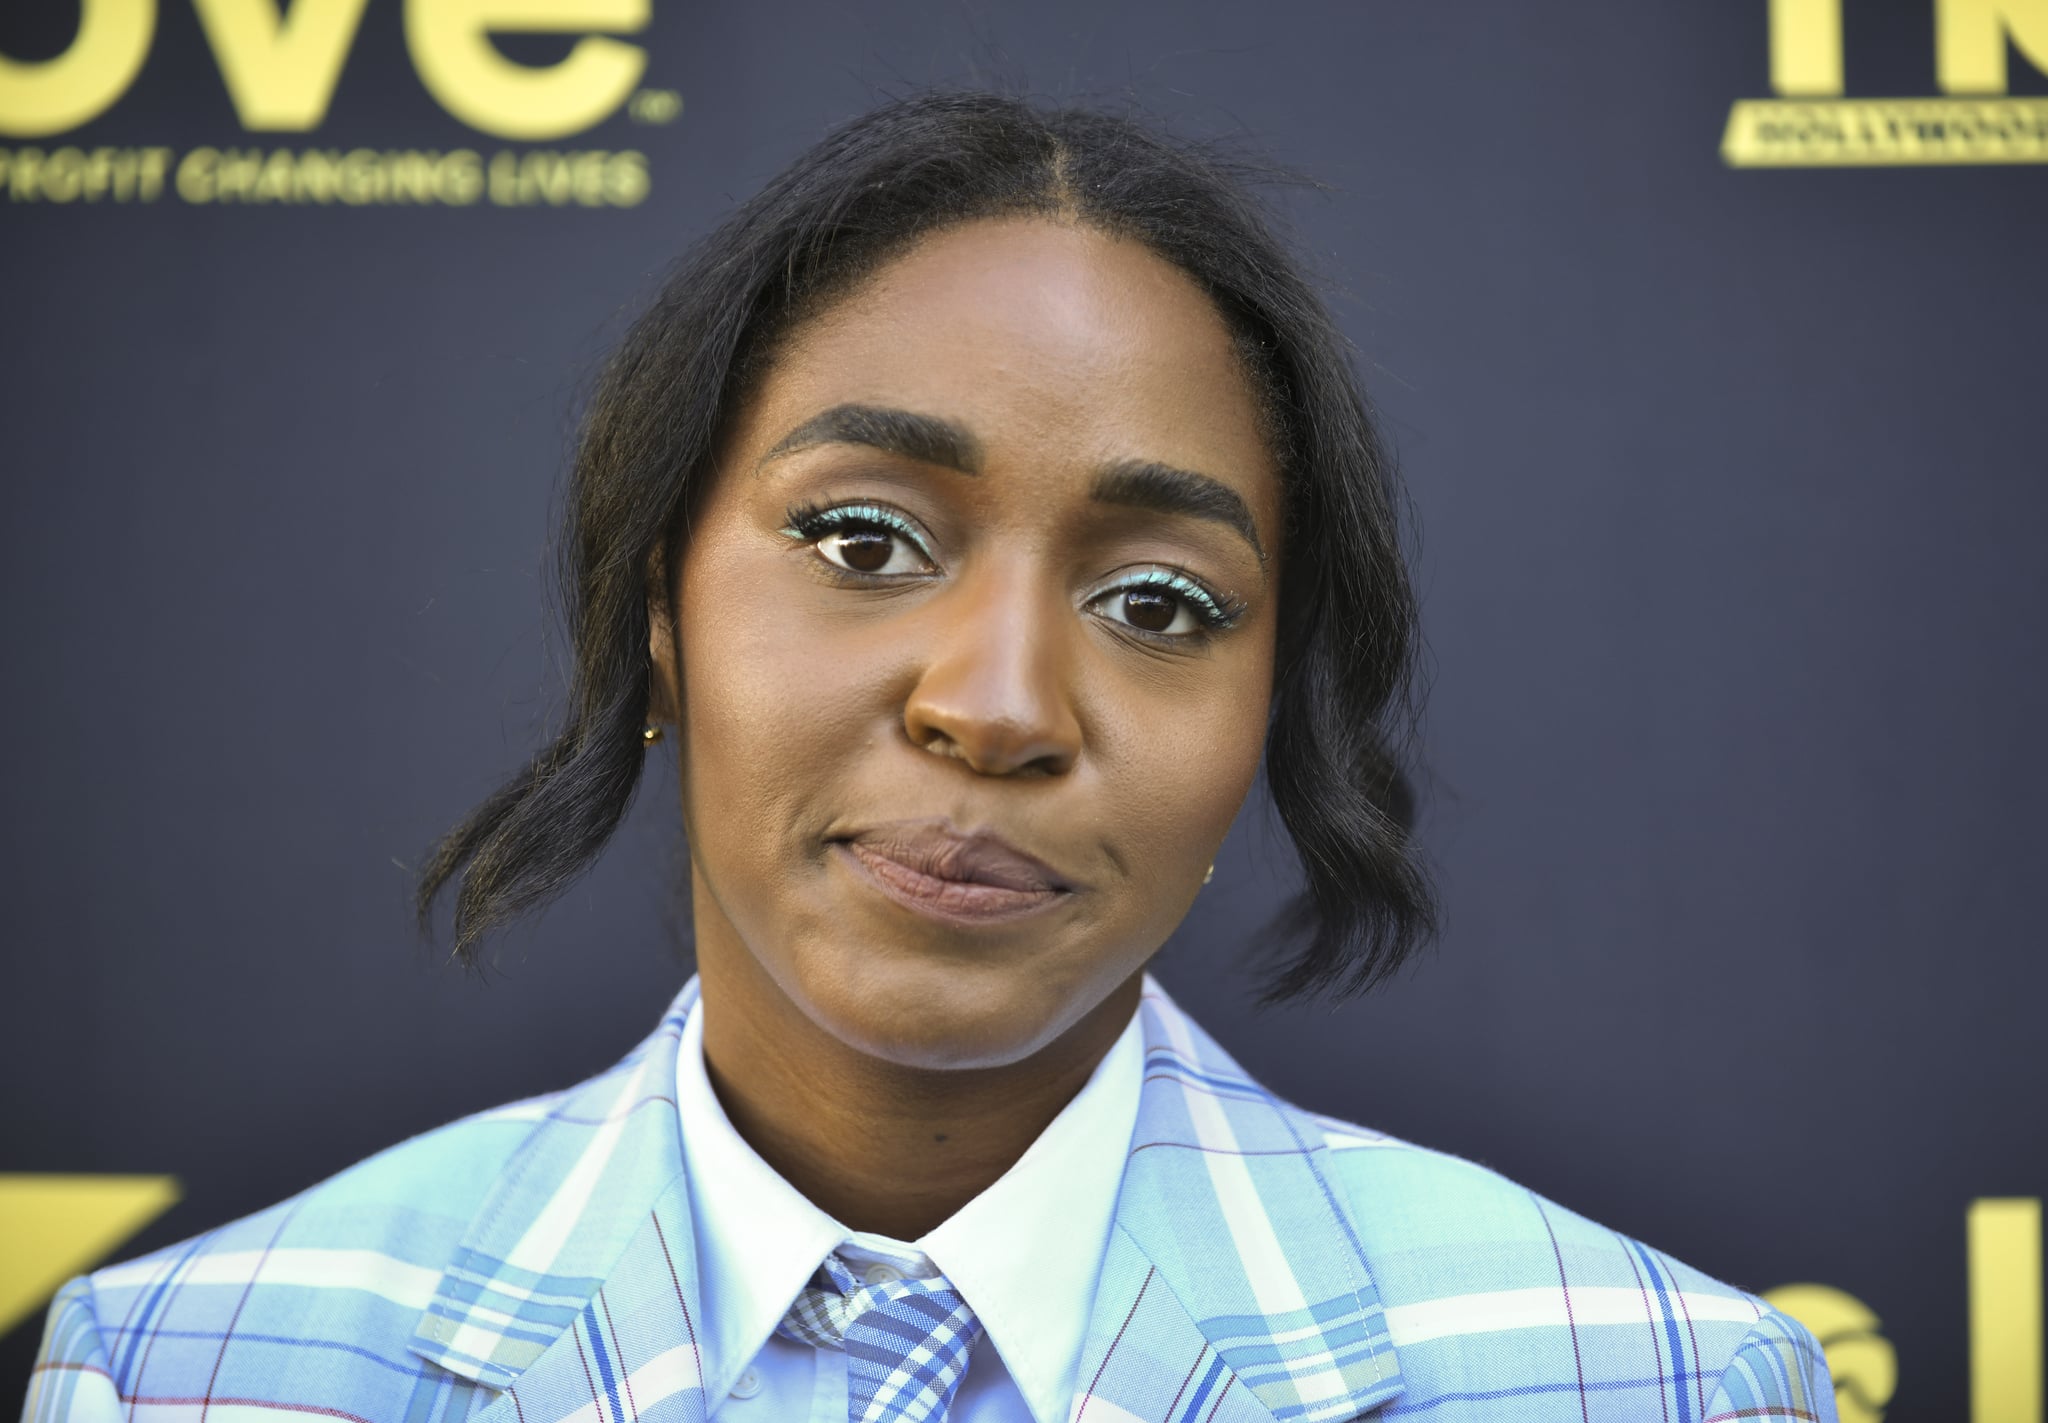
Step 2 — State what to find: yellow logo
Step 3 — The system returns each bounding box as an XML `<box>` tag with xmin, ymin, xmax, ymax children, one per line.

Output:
<box><xmin>0</xmin><ymin>1</ymin><xmax>669</xmax><ymax>208</ymax></box>
<box><xmin>0</xmin><ymin>1175</ymin><xmax>180</xmax><ymax>1339</ymax></box>
<box><xmin>1765</xmin><ymin>1197</ymin><xmax>2045</xmax><ymax>1423</ymax></box>
<box><xmin>1762</xmin><ymin>1284</ymin><xmax>1898</xmax><ymax>1423</ymax></box>
<box><xmin>1723</xmin><ymin>0</ymin><xmax>2048</xmax><ymax>165</ymax></box>
<box><xmin>0</xmin><ymin>0</ymin><xmax>650</xmax><ymax>140</ymax></box>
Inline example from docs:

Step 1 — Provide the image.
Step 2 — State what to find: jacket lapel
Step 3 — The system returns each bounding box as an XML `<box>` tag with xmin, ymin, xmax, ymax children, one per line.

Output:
<box><xmin>409</xmin><ymin>981</ymin><xmax>712</xmax><ymax>1423</ymax></box>
<box><xmin>409</xmin><ymin>974</ymin><xmax>1403</xmax><ymax>1423</ymax></box>
<box><xmin>1068</xmin><ymin>980</ymin><xmax>1405</xmax><ymax>1423</ymax></box>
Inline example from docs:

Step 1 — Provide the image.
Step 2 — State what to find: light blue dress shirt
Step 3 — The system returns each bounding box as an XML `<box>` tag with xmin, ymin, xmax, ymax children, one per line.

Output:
<box><xmin>673</xmin><ymin>993</ymin><xmax>1146</xmax><ymax>1423</ymax></box>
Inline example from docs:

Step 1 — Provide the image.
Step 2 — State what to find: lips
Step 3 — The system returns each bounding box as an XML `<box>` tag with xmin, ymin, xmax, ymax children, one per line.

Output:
<box><xmin>832</xmin><ymin>819</ymin><xmax>1074</xmax><ymax>924</ymax></box>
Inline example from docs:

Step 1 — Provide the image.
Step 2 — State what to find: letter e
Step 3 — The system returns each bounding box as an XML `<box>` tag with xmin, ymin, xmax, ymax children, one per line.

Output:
<box><xmin>406</xmin><ymin>0</ymin><xmax>649</xmax><ymax>141</ymax></box>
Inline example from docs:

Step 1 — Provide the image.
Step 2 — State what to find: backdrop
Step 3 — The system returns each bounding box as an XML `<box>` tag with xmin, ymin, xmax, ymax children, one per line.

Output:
<box><xmin>3</xmin><ymin>3</ymin><xmax>2044</xmax><ymax>1420</ymax></box>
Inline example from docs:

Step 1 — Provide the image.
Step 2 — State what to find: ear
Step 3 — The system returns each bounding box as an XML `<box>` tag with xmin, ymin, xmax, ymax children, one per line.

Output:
<box><xmin>645</xmin><ymin>553</ymin><xmax>681</xmax><ymax>725</ymax></box>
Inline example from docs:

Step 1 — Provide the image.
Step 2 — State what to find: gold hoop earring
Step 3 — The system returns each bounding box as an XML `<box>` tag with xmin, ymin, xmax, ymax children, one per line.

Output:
<box><xmin>1203</xmin><ymin>862</ymin><xmax>1214</xmax><ymax>885</ymax></box>
<box><xmin>641</xmin><ymin>725</ymin><xmax>664</xmax><ymax>746</ymax></box>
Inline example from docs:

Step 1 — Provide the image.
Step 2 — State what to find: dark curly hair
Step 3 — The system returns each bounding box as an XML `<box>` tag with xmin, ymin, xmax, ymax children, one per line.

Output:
<box><xmin>416</xmin><ymin>89</ymin><xmax>1435</xmax><ymax>1005</ymax></box>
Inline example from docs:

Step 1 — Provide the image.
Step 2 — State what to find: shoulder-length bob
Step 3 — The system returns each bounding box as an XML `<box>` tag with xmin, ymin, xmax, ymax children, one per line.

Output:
<box><xmin>416</xmin><ymin>89</ymin><xmax>1435</xmax><ymax>1005</ymax></box>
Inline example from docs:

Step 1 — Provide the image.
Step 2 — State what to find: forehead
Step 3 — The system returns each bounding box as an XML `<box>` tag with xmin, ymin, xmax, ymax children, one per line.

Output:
<box><xmin>744</xmin><ymin>217</ymin><xmax>1278</xmax><ymax>500</ymax></box>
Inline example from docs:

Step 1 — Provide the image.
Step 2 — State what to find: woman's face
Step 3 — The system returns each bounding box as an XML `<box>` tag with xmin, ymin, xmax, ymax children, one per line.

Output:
<box><xmin>654</xmin><ymin>215</ymin><xmax>1283</xmax><ymax>1071</ymax></box>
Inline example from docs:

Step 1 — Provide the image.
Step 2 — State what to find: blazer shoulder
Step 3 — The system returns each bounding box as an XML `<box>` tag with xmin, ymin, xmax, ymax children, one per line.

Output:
<box><xmin>1301</xmin><ymin>1109</ymin><xmax>1836</xmax><ymax>1420</ymax></box>
<box><xmin>1305</xmin><ymin>1106</ymin><xmax>1753</xmax><ymax>1298</ymax></box>
<box><xmin>98</xmin><ymin>1087</ymin><xmax>563</xmax><ymax>1286</ymax></box>
<box><xmin>26</xmin><ymin>1089</ymin><xmax>568</xmax><ymax>1423</ymax></box>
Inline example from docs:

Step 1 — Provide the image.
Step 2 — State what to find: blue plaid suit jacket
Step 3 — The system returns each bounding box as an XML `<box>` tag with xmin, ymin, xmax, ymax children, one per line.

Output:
<box><xmin>23</xmin><ymin>976</ymin><xmax>1834</xmax><ymax>1423</ymax></box>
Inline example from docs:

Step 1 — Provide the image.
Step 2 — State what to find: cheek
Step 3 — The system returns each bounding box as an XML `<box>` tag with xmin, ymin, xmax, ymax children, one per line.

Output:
<box><xmin>673</xmin><ymin>528</ymin><xmax>840</xmax><ymax>852</ymax></box>
<box><xmin>1098</xmin><ymin>658</ymin><xmax>1270</xmax><ymax>877</ymax></box>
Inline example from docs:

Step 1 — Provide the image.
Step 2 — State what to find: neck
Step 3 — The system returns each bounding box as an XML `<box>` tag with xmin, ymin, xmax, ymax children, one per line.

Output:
<box><xmin>695</xmin><ymin>946</ymin><xmax>1141</xmax><ymax>1241</ymax></box>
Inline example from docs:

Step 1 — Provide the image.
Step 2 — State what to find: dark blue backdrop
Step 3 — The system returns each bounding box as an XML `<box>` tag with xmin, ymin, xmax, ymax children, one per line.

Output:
<box><xmin>4</xmin><ymin>3</ymin><xmax>2044</xmax><ymax>1418</ymax></box>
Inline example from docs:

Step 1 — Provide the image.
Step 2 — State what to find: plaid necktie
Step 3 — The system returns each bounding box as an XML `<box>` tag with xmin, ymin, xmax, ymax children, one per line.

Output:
<box><xmin>776</xmin><ymin>1242</ymin><xmax>984</xmax><ymax>1423</ymax></box>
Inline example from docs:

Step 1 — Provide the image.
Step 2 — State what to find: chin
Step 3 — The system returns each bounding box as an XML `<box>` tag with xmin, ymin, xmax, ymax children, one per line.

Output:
<box><xmin>796</xmin><ymin>949</ymin><xmax>1093</xmax><ymax>1072</ymax></box>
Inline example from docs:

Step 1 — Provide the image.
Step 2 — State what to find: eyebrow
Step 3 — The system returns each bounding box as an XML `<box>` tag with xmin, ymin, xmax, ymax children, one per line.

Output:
<box><xmin>759</xmin><ymin>403</ymin><xmax>983</xmax><ymax>474</ymax></box>
<box><xmin>758</xmin><ymin>402</ymin><xmax>1264</xmax><ymax>561</ymax></box>
<box><xmin>1089</xmin><ymin>460</ymin><xmax>1265</xmax><ymax>563</ymax></box>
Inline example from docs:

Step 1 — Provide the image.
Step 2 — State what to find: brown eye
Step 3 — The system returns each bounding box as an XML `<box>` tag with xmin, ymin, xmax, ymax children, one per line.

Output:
<box><xmin>806</xmin><ymin>511</ymin><xmax>936</xmax><ymax>578</ymax></box>
<box><xmin>1089</xmin><ymin>569</ymin><xmax>1234</xmax><ymax>639</ymax></box>
<box><xmin>835</xmin><ymin>530</ymin><xmax>895</xmax><ymax>573</ymax></box>
<box><xmin>1121</xmin><ymin>588</ymin><xmax>1179</xmax><ymax>633</ymax></box>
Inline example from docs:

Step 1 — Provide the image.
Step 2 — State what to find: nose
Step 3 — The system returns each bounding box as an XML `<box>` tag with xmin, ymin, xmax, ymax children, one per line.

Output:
<box><xmin>902</xmin><ymin>565</ymin><xmax>1083</xmax><ymax>777</ymax></box>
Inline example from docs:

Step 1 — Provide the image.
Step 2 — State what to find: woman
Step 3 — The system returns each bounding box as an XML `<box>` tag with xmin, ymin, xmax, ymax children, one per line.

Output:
<box><xmin>24</xmin><ymin>92</ymin><xmax>1834</xmax><ymax>1423</ymax></box>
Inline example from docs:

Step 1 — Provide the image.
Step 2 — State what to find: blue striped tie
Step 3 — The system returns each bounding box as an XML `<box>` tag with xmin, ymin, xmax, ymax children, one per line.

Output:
<box><xmin>777</xmin><ymin>1248</ymin><xmax>983</xmax><ymax>1423</ymax></box>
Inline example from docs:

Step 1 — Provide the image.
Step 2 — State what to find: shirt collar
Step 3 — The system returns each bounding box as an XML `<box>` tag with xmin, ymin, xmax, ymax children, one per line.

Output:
<box><xmin>671</xmin><ymin>996</ymin><xmax>843</xmax><ymax>1402</ymax></box>
<box><xmin>411</xmin><ymin>974</ymin><xmax>1404</xmax><ymax>1423</ymax></box>
<box><xmin>920</xmin><ymin>1001</ymin><xmax>1143</xmax><ymax>1423</ymax></box>
<box><xmin>673</xmin><ymin>989</ymin><xmax>1144</xmax><ymax>1423</ymax></box>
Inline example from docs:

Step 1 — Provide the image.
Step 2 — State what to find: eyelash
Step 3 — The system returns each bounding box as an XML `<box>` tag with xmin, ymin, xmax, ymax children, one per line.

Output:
<box><xmin>1098</xmin><ymin>567</ymin><xmax>1246</xmax><ymax>635</ymax></box>
<box><xmin>781</xmin><ymin>499</ymin><xmax>938</xmax><ymax>570</ymax></box>
<box><xmin>778</xmin><ymin>500</ymin><xmax>1248</xmax><ymax>640</ymax></box>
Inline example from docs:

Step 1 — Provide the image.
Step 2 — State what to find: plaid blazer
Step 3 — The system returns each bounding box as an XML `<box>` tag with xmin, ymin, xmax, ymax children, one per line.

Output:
<box><xmin>23</xmin><ymin>976</ymin><xmax>1834</xmax><ymax>1423</ymax></box>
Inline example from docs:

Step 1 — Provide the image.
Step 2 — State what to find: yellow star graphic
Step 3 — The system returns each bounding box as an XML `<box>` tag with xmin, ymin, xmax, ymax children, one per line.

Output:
<box><xmin>0</xmin><ymin>1175</ymin><xmax>181</xmax><ymax>1338</ymax></box>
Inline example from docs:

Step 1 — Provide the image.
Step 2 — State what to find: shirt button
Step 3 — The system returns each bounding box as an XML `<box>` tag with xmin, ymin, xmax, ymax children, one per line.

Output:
<box><xmin>863</xmin><ymin>1263</ymin><xmax>904</xmax><ymax>1285</ymax></box>
<box><xmin>729</xmin><ymin>1367</ymin><xmax>762</xmax><ymax>1399</ymax></box>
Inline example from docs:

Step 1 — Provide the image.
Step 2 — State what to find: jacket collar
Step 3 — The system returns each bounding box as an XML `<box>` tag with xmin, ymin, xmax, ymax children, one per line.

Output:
<box><xmin>409</xmin><ymin>976</ymin><xmax>1403</xmax><ymax>1423</ymax></box>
